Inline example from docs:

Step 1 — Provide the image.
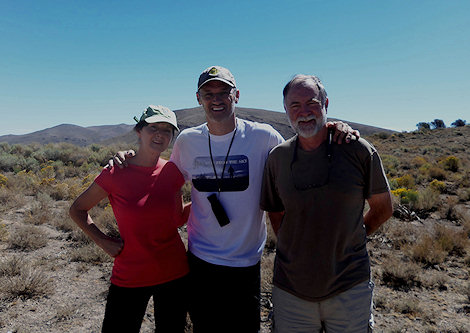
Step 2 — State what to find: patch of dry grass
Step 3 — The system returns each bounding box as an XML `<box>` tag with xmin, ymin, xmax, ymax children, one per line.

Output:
<box><xmin>0</xmin><ymin>265</ymin><xmax>53</xmax><ymax>301</ymax></box>
<box><xmin>381</xmin><ymin>257</ymin><xmax>421</xmax><ymax>291</ymax></box>
<box><xmin>7</xmin><ymin>225</ymin><xmax>48</xmax><ymax>251</ymax></box>
<box><xmin>0</xmin><ymin>186</ymin><xmax>25</xmax><ymax>212</ymax></box>
<box><xmin>0</xmin><ymin>221</ymin><xmax>8</xmax><ymax>241</ymax></box>
<box><xmin>391</xmin><ymin>297</ymin><xmax>423</xmax><ymax>316</ymax></box>
<box><xmin>408</xmin><ymin>224</ymin><xmax>469</xmax><ymax>267</ymax></box>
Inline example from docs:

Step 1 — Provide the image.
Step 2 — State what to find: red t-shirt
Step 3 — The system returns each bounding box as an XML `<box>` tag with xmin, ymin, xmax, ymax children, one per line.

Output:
<box><xmin>94</xmin><ymin>159</ymin><xmax>189</xmax><ymax>287</ymax></box>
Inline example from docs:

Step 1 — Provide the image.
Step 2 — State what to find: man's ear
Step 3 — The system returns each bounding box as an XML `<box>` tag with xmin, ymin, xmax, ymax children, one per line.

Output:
<box><xmin>196</xmin><ymin>92</ymin><xmax>202</xmax><ymax>105</ymax></box>
<box><xmin>234</xmin><ymin>89</ymin><xmax>240</xmax><ymax>104</ymax></box>
<box><xmin>325</xmin><ymin>98</ymin><xmax>329</xmax><ymax>112</ymax></box>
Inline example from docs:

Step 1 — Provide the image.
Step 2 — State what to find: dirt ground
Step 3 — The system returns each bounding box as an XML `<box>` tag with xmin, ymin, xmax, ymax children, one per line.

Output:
<box><xmin>1</xmin><ymin>199</ymin><xmax>469</xmax><ymax>333</ymax></box>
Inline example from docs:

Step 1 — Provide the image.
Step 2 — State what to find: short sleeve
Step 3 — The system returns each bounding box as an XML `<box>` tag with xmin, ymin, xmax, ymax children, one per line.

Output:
<box><xmin>365</xmin><ymin>151</ymin><xmax>390</xmax><ymax>198</ymax></box>
<box><xmin>169</xmin><ymin>136</ymin><xmax>190</xmax><ymax>181</ymax></box>
<box><xmin>265</xmin><ymin>127</ymin><xmax>285</xmax><ymax>159</ymax></box>
<box><xmin>94</xmin><ymin>167</ymin><xmax>115</xmax><ymax>194</ymax></box>
<box><xmin>260</xmin><ymin>154</ymin><xmax>285</xmax><ymax>212</ymax></box>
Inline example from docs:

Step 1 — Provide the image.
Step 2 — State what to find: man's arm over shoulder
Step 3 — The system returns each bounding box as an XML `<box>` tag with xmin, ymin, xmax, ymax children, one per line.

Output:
<box><xmin>364</xmin><ymin>191</ymin><xmax>393</xmax><ymax>235</ymax></box>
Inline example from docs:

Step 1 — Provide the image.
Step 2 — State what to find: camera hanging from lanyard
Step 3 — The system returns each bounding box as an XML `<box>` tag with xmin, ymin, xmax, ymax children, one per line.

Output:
<box><xmin>207</xmin><ymin>128</ymin><xmax>237</xmax><ymax>227</ymax></box>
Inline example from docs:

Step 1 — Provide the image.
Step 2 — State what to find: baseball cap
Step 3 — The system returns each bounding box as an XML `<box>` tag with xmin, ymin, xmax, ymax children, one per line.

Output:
<box><xmin>197</xmin><ymin>66</ymin><xmax>236</xmax><ymax>90</ymax></box>
<box><xmin>134</xmin><ymin>105</ymin><xmax>179</xmax><ymax>131</ymax></box>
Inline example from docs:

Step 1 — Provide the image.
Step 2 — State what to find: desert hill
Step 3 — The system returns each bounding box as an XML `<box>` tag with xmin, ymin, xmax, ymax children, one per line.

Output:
<box><xmin>0</xmin><ymin>107</ymin><xmax>394</xmax><ymax>146</ymax></box>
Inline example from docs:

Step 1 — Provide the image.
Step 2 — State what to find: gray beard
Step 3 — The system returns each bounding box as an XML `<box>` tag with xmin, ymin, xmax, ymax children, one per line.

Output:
<box><xmin>289</xmin><ymin>116</ymin><xmax>326</xmax><ymax>138</ymax></box>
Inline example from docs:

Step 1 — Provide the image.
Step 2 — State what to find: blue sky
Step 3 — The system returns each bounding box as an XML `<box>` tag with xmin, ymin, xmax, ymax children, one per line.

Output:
<box><xmin>1</xmin><ymin>0</ymin><xmax>469</xmax><ymax>135</ymax></box>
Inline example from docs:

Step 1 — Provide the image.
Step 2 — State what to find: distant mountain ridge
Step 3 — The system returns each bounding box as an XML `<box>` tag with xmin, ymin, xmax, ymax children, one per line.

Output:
<box><xmin>0</xmin><ymin>107</ymin><xmax>395</xmax><ymax>146</ymax></box>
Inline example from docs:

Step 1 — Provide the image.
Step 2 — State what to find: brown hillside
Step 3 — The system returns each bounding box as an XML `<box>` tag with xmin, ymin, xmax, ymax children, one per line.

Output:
<box><xmin>0</xmin><ymin>107</ymin><xmax>394</xmax><ymax>146</ymax></box>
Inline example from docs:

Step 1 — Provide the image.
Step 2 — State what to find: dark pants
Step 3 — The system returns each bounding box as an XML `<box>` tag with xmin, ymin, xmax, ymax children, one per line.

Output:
<box><xmin>102</xmin><ymin>275</ymin><xmax>188</xmax><ymax>333</ymax></box>
<box><xmin>188</xmin><ymin>251</ymin><xmax>261</xmax><ymax>333</ymax></box>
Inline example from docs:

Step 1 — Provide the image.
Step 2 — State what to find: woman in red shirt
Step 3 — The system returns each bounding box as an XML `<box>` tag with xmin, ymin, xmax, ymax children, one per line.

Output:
<box><xmin>69</xmin><ymin>105</ymin><xmax>190</xmax><ymax>332</ymax></box>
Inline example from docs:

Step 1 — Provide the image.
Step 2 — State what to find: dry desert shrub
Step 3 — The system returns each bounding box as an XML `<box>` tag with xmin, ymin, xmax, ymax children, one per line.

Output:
<box><xmin>457</xmin><ymin>188</ymin><xmax>470</xmax><ymax>202</ymax></box>
<box><xmin>419</xmin><ymin>271</ymin><xmax>449</xmax><ymax>290</ymax></box>
<box><xmin>7</xmin><ymin>170</ymin><xmax>41</xmax><ymax>196</ymax></box>
<box><xmin>0</xmin><ymin>265</ymin><xmax>53</xmax><ymax>301</ymax></box>
<box><xmin>381</xmin><ymin>257</ymin><xmax>421</xmax><ymax>291</ymax></box>
<box><xmin>378</xmin><ymin>219</ymin><xmax>418</xmax><ymax>250</ymax></box>
<box><xmin>428</xmin><ymin>166</ymin><xmax>446</xmax><ymax>181</ymax></box>
<box><xmin>261</xmin><ymin>253</ymin><xmax>274</xmax><ymax>292</ymax></box>
<box><xmin>408</xmin><ymin>223</ymin><xmax>468</xmax><ymax>266</ymax></box>
<box><xmin>0</xmin><ymin>186</ymin><xmax>25</xmax><ymax>212</ymax></box>
<box><xmin>70</xmin><ymin>227</ymin><xmax>93</xmax><ymax>245</ymax></box>
<box><xmin>70</xmin><ymin>243</ymin><xmax>112</xmax><ymax>264</ymax></box>
<box><xmin>408</xmin><ymin>234</ymin><xmax>447</xmax><ymax>266</ymax></box>
<box><xmin>7</xmin><ymin>224</ymin><xmax>48</xmax><ymax>251</ymax></box>
<box><xmin>54</xmin><ymin>304</ymin><xmax>79</xmax><ymax>322</ymax></box>
<box><xmin>0</xmin><ymin>222</ymin><xmax>8</xmax><ymax>241</ymax></box>
<box><xmin>434</xmin><ymin>224</ymin><xmax>468</xmax><ymax>257</ymax></box>
<box><xmin>391</xmin><ymin>296</ymin><xmax>423</xmax><ymax>316</ymax></box>
<box><xmin>24</xmin><ymin>192</ymin><xmax>52</xmax><ymax>225</ymax></box>
<box><xmin>416</xmin><ymin>187</ymin><xmax>439</xmax><ymax>211</ymax></box>
<box><xmin>0</xmin><ymin>255</ymin><xmax>26</xmax><ymax>277</ymax></box>
<box><xmin>53</xmin><ymin>208</ymin><xmax>77</xmax><ymax>233</ymax></box>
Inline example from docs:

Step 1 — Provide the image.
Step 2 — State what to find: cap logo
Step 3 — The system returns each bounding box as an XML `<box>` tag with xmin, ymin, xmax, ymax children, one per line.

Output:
<box><xmin>209</xmin><ymin>67</ymin><xmax>219</xmax><ymax>76</ymax></box>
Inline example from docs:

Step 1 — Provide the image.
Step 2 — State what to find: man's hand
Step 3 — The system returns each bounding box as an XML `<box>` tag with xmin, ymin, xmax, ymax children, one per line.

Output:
<box><xmin>107</xmin><ymin>150</ymin><xmax>136</xmax><ymax>169</ymax></box>
<box><xmin>326</xmin><ymin>121</ymin><xmax>360</xmax><ymax>144</ymax></box>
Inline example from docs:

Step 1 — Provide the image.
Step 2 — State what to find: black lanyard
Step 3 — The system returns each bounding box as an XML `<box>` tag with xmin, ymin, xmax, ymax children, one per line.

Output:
<box><xmin>208</xmin><ymin>127</ymin><xmax>237</xmax><ymax>194</ymax></box>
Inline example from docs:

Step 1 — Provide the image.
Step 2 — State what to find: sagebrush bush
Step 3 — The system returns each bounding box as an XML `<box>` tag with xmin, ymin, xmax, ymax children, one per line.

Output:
<box><xmin>381</xmin><ymin>258</ymin><xmax>421</xmax><ymax>290</ymax></box>
<box><xmin>53</xmin><ymin>209</ymin><xmax>77</xmax><ymax>233</ymax></box>
<box><xmin>381</xmin><ymin>155</ymin><xmax>400</xmax><ymax>177</ymax></box>
<box><xmin>411</xmin><ymin>156</ymin><xmax>427</xmax><ymax>167</ymax></box>
<box><xmin>0</xmin><ymin>255</ymin><xmax>25</xmax><ymax>277</ymax></box>
<box><xmin>0</xmin><ymin>186</ymin><xmax>25</xmax><ymax>212</ymax></box>
<box><xmin>408</xmin><ymin>235</ymin><xmax>447</xmax><ymax>266</ymax></box>
<box><xmin>379</xmin><ymin>220</ymin><xmax>418</xmax><ymax>250</ymax></box>
<box><xmin>0</xmin><ymin>266</ymin><xmax>54</xmax><ymax>301</ymax></box>
<box><xmin>392</xmin><ymin>297</ymin><xmax>422</xmax><ymax>316</ymax></box>
<box><xmin>24</xmin><ymin>192</ymin><xmax>52</xmax><ymax>225</ymax></box>
<box><xmin>416</xmin><ymin>187</ymin><xmax>439</xmax><ymax>211</ymax></box>
<box><xmin>8</xmin><ymin>225</ymin><xmax>48</xmax><ymax>251</ymax></box>
<box><xmin>428</xmin><ymin>166</ymin><xmax>446</xmax><ymax>181</ymax></box>
<box><xmin>434</xmin><ymin>224</ymin><xmax>468</xmax><ymax>257</ymax></box>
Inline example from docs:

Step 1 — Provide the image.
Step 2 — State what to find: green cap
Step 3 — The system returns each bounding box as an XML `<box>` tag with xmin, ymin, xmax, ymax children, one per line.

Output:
<box><xmin>134</xmin><ymin>105</ymin><xmax>179</xmax><ymax>131</ymax></box>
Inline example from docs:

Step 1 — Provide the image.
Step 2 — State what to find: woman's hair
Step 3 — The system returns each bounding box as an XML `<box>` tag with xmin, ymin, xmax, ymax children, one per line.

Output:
<box><xmin>134</xmin><ymin>121</ymin><xmax>176</xmax><ymax>137</ymax></box>
<box><xmin>134</xmin><ymin>121</ymin><xmax>147</xmax><ymax>132</ymax></box>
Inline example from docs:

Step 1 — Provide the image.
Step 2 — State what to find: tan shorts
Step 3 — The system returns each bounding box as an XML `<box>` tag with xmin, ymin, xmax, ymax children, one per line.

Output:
<box><xmin>272</xmin><ymin>280</ymin><xmax>374</xmax><ymax>333</ymax></box>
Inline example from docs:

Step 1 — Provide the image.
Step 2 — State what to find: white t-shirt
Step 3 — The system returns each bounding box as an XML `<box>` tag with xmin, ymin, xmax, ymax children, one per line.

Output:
<box><xmin>170</xmin><ymin>118</ymin><xmax>284</xmax><ymax>267</ymax></box>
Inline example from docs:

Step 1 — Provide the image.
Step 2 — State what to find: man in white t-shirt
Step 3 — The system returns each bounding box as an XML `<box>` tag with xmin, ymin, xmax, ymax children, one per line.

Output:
<box><xmin>170</xmin><ymin>66</ymin><xmax>284</xmax><ymax>332</ymax></box>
